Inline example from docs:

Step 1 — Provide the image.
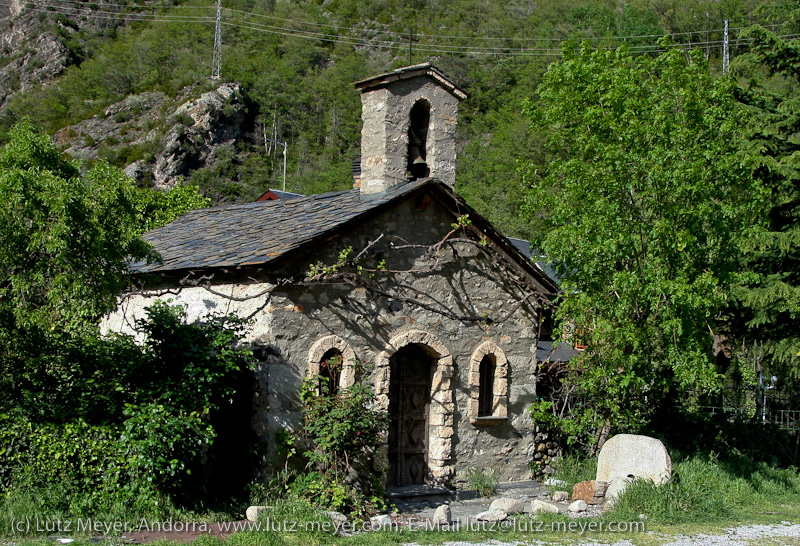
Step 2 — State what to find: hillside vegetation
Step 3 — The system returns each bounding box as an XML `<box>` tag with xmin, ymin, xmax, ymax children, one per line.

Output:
<box><xmin>2</xmin><ymin>0</ymin><xmax>800</xmax><ymax>525</ymax></box>
<box><xmin>1</xmin><ymin>0</ymin><xmax>796</xmax><ymax>234</ymax></box>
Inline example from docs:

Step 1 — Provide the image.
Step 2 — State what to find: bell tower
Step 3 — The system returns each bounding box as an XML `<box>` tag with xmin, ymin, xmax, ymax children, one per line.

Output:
<box><xmin>354</xmin><ymin>64</ymin><xmax>467</xmax><ymax>194</ymax></box>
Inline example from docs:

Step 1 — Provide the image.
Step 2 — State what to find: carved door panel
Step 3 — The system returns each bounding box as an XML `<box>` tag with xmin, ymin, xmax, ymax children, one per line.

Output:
<box><xmin>388</xmin><ymin>345</ymin><xmax>432</xmax><ymax>486</ymax></box>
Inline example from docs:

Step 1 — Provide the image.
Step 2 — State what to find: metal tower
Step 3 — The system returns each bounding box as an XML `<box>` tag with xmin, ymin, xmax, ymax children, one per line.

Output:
<box><xmin>722</xmin><ymin>19</ymin><xmax>730</xmax><ymax>75</ymax></box>
<box><xmin>212</xmin><ymin>0</ymin><xmax>222</xmax><ymax>79</ymax></box>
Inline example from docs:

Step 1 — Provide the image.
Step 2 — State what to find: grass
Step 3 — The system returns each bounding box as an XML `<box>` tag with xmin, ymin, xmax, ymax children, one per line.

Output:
<box><xmin>3</xmin><ymin>454</ymin><xmax>800</xmax><ymax>546</ymax></box>
<box><xmin>544</xmin><ymin>453</ymin><xmax>597</xmax><ymax>495</ymax></box>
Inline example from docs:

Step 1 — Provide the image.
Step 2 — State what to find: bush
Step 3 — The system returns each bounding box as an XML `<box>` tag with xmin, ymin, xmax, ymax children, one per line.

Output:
<box><xmin>288</xmin><ymin>360</ymin><xmax>388</xmax><ymax>516</ymax></box>
<box><xmin>467</xmin><ymin>467</ymin><xmax>498</xmax><ymax>498</ymax></box>
<box><xmin>0</xmin><ymin>302</ymin><xmax>255</xmax><ymax>527</ymax></box>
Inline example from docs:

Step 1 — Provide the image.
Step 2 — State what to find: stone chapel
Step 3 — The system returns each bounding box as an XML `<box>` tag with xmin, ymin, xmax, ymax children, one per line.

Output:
<box><xmin>102</xmin><ymin>64</ymin><xmax>561</xmax><ymax>487</ymax></box>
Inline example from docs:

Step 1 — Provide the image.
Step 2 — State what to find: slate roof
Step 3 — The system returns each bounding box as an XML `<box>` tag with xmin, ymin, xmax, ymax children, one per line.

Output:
<box><xmin>353</xmin><ymin>63</ymin><xmax>468</xmax><ymax>101</ymax></box>
<box><xmin>135</xmin><ymin>180</ymin><xmax>421</xmax><ymax>273</ymax></box>
<box><xmin>133</xmin><ymin>178</ymin><xmax>559</xmax><ymax>294</ymax></box>
<box><xmin>508</xmin><ymin>237</ymin><xmax>560</xmax><ymax>283</ymax></box>
<box><xmin>536</xmin><ymin>340</ymin><xmax>582</xmax><ymax>363</ymax></box>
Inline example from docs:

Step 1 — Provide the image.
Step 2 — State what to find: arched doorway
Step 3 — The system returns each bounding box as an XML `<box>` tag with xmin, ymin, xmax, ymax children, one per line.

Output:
<box><xmin>388</xmin><ymin>344</ymin><xmax>433</xmax><ymax>486</ymax></box>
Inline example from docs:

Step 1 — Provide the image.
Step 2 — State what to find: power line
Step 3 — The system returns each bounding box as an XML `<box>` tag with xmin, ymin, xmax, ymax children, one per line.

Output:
<box><xmin>216</xmin><ymin>4</ymin><xmax>790</xmax><ymax>42</ymax></box>
<box><xmin>3</xmin><ymin>0</ymin><xmax>798</xmax><ymax>58</ymax></box>
<box><xmin>5</xmin><ymin>0</ymin><xmax>795</xmax><ymax>47</ymax></box>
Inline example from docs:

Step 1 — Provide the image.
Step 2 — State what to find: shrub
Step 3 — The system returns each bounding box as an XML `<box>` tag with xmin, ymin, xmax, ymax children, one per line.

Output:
<box><xmin>467</xmin><ymin>467</ymin><xmax>498</xmax><ymax>498</ymax></box>
<box><xmin>0</xmin><ymin>302</ymin><xmax>255</xmax><ymax>526</ymax></box>
<box><xmin>114</xmin><ymin>110</ymin><xmax>133</xmax><ymax>123</ymax></box>
<box><xmin>291</xmin><ymin>359</ymin><xmax>388</xmax><ymax>515</ymax></box>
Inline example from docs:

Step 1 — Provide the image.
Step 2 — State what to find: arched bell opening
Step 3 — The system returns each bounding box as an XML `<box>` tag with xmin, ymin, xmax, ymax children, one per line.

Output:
<box><xmin>407</xmin><ymin>100</ymin><xmax>431</xmax><ymax>180</ymax></box>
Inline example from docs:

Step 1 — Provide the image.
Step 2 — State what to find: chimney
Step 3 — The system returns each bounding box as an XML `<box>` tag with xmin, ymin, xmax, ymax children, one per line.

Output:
<box><xmin>354</xmin><ymin>64</ymin><xmax>467</xmax><ymax>195</ymax></box>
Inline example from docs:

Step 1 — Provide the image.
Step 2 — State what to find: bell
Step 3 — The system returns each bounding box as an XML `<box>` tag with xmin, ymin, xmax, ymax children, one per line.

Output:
<box><xmin>408</xmin><ymin>145</ymin><xmax>430</xmax><ymax>179</ymax></box>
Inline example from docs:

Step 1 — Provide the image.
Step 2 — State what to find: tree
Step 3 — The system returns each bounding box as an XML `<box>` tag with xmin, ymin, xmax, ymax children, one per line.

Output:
<box><xmin>731</xmin><ymin>26</ymin><xmax>800</xmax><ymax>385</ymax></box>
<box><xmin>0</xmin><ymin>120</ymin><xmax>155</xmax><ymax>337</ymax></box>
<box><xmin>524</xmin><ymin>44</ymin><xmax>767</xmax><ymax>448</ymax></box>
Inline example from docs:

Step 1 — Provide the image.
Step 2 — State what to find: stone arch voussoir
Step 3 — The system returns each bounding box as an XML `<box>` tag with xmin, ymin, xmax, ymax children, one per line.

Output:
<box><xmin>468</xmin><ymin>340</ymin><xmax>509</xmax><ymax>421</ymax></box>
<box><xmin>374</xmin><ymin>329</ymin><xmax>454</xmax><ymax>485</ymax></box>
<box><xmin>307</xmin><ymin>335</ymin><xmax>357</xmax><ymax>389</ymax></box>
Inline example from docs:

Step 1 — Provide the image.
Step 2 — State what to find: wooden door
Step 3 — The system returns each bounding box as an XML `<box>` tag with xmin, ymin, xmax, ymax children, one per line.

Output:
<box><xmin>388</xmin><ymin>345</ymin><xmax>432</xmax><ymax>486</ymax></box>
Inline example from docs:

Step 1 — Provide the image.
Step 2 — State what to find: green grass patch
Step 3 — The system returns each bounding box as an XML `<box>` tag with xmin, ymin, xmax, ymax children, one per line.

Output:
<box><xmin>4</xmin><ymin>455</ymin><xmax>800</xmax><ymax>545</ymax></box>
<box><xmin>545</xmin><ymin>453</ymin><xmax>597</xmax><ymax>494</ymax></box>
<box><xmin>466</xmin><ymin>467</ymin><xmax>498</xmax><ymax>498</ymax></box>
<box><xmin>609</xmin><ymin>453</ymin><xmax>800</xmax><ymax>525</ymax></box>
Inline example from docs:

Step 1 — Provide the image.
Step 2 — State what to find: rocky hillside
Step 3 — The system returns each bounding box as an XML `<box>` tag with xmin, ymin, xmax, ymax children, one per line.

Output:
<box><xmin>2</xmin><ymin>0</ymin><xmax>784</xmax><ymax>231</ymax></box>
<box><xmin>0</xmin><ymin>0</ymin><xmax>134</xmax><ymax>114</ymax></box>
<box><xmin>54</xmin><ymin>82</ymin><xmax>251</xmax><ymax>194</ymax></box>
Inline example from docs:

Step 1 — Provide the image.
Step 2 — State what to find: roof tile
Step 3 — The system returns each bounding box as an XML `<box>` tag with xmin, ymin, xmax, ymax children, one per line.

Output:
<box><xmin>133</xmin><ymin>179</ymin><xmax>431</xmax><ymax>273</ymax></box>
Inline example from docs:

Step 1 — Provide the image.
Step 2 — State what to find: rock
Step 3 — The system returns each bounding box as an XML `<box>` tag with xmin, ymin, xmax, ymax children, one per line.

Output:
<box><xmin>552</xmin><ymin>491</ymin><xmax>570</xmax><ymax>503</ymax></box>
<box><xmin>568</xmin><ymin>500</ymin><xmax>588</xmax><ymax>513</ymax></box>
<box><xmin>369</xmin><ymin>514</ymin><xmax>392</xmax><ymax>529</ymax></box>
<box><xmin>245</xmin><ymin>505</ymin><xmax>267</xmax><ymax>522</ymax></box>
<box><xmin>327</xmin><ymin>511</ymin><xmax>351</xmax><ymax>536</ymax></box>
<box><xmin>327</xmin><ymin>510</ymin><xmax>347</xmax><ymax>524</ymax></box>
<box><xmin>531</xmin><ymin>500</ymin><xmax>559</xmax><ymax>514</ymax></box>
<box><xmin>54</xmin><ymin>82</ymin><xmax>248</xmax><ymax>192</ymax></box>
<box><xmin>571</xmin><ymin>480</ymin><xmax>596</xmax><ymax>504</ymax></box>
<box><xmin>489</xmin><ymin>497</ymin><xmax>526</xmax><ymax>514</ymax></box>
<box><xmin>571</xmin><ymin>479</ymin><xmax>608</xmax><ymax>505</ymax></box>
<box><xmin>432</xmin><ymin>504</ymin><xmax>452</xmax><ymax>525</ymax></box>
<box><xmin>604</xmin><ymin>476</ymin><xmax>634</xmax><ymax>507</ymax></box>
<box><xmin>596</xmin><ymin>434</ymin><xmax>672</xmax><ymax>485</ymax></box>
<box><xmin>475</xmin><ymin>509</ymin><xmax>508</xmax><ymax>522</ymax></box>
<box><xmin>543</xmin><ymin>478</ymin><xmax>568</xmax><ymax>487</ymax></box>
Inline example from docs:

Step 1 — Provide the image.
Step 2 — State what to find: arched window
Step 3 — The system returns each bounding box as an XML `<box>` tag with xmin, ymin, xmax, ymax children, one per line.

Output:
<box><xmin>478</xmin><ymin>354</ymin><xmax>496</xmax><ymax>417</ymax></box>
<box><xmin>407</xmin><ymin>101</ymin><xmax>430</xmax><ymax>179</ymax></box>
<box><xmin>468</xmin><ymin>341</ymin><xmax>509</xmax><ymax>424</ymax></box>
<box><xmin>319</xmin><ymin>348</ymin><xmax>342</xmax><ymax>396</ymax></box>
<box><xmin>306</xmin><ymin>335</ymin><xmax>356</xmax><ymax>394</ymax></box>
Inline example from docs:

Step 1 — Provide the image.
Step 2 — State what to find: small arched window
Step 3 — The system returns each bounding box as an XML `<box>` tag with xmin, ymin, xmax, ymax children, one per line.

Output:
<box><xmin>306</xmin><ymin>336</ymin><xmax>357</xmax><ymax>395</ymax></box>
<box><xmin>478</xmin><ymin>354</ymin><xmax>496</xmax><ymax>416</ymax></box>
<box><xmin>319</xmin><ymin>348</ymin><xmax>342</xmax><ymax>396</ymax></box>
<box><xmin>468</xmin><ymin>341</ymin><xmax>509</xmax><ymax>424</ymax></box>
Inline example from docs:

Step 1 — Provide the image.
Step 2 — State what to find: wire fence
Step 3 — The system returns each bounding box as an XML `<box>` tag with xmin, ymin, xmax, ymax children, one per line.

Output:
<box><xmin>697</xmin><ymin>386</ymin><xmax>800</xmax><ymax>431</ymax></box>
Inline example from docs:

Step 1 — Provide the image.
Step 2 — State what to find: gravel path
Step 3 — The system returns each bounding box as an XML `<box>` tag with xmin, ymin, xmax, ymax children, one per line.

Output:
<box><xmin>403</xmin><ymin>522</ymin><xmax>800</xmax><ymax>546</ymax></box>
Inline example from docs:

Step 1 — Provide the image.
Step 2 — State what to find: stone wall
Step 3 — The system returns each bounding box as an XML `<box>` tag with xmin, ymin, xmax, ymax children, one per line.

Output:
<box><xmin>530</xmin><ymin>427</ymin><xmax>563</xmax><ymax>479</ymax></box>
<box><xmin>359</xmin><ymin>76</ymin><xmax>461</xmax><ymax>192</ymax></box>
<box><xmin>103</xmin><ymin>191</ymin><xmax>543</xmax><ymax>486</ymax></box>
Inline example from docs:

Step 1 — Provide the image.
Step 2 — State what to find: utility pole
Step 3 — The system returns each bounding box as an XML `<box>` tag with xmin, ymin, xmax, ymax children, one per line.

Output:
<box><xmin>722</xmin><ymin>19</ymin><xmax>730</xmax><ymax>75</ymax></box>
<box><xmin>265</xmin><ymin>137</ymin><xmax>287</xmax><ymax>192</ymax></box>
<box><xmin>408</xmin><ymin>28</ymin><xmax>418</xmax><ymax>65</ymax></box>
<box><xmin>212</xmin><ymin>0</ymin><xmax>222</xmax><ymax>79</ymax></box>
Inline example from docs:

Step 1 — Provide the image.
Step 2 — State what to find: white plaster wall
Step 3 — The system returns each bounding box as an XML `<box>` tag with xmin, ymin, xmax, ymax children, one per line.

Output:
<box><xmin>100</xmin><ymin>282</ymin><xmax>276</xmax><ymax>344</ymax></box>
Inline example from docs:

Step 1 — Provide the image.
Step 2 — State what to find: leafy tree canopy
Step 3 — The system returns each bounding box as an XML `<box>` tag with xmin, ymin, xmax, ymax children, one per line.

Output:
<box><xmin>0</xmin><ymin>120</ymin><xmax>156</xmax><ymax>336</ymax></box>
<box><xmin>524</xmin><ymin>44</ymin><xmax>768</xmax><ymax>442</ymax></box>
